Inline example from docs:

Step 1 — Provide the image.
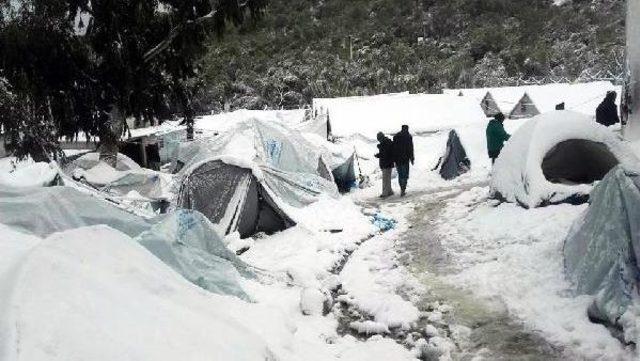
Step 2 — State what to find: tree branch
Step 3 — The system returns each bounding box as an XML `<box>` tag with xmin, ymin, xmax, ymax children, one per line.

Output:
<box><xmin>142</xmin><ymin>9</ymin><xmax>219</xmax><ymax>63</ymax></box>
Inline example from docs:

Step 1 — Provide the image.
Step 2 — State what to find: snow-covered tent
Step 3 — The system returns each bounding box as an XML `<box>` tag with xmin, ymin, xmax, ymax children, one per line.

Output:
<box><xmin>563</xmin><ymin>166</ymin><xmax>640</xmax><ymax>342</ymax></box>
<box><xmin>64</xmin><ymin>152</ymin><xmax>172</xmax><ymax>203</ymax></box>
<box><xmin>443</xmin><ymin>86</ymin><xmax>527</xmax><ymax>117</ymax></box>
<box><xmin>490</xmin><ymin>111</ymin><xmax>640</xmax><ymax>208</ymax></box>
<box><xmin>0</xmin><ymin>185</ymin><xmax>252</xmax><ymax>299</ymax></box>
<box><xmin>312</xmin><ymin>93</ymin><xmax>487</xmax><ymax>139</ymax></box>
<box><xmin>175</xmin><ymin>119</ymin><xmax>338</xmax><ymax>237</ymax></box>
<box><xmin>0</xmin><ymin>158</ymin><xmax>61</xmax><ymax>188</ymax></box>
<box><xmin>509</xmin><ymin>82</ymin><xmax>621</xmax><ymax>119</ymax></box>
<box><xmin>195</xmin><ymin>109</ymin><xmax>306</xmax><ymax>136</ymax></box>
<box><xmin>434</xmin><ymin>130</ymin><xmax>471</xmax><ymax>180</ymax></box>
<box><xmin>301</xmin><ymin>132</ymin><xmax>359</xmax><ymax>192</ymax></box>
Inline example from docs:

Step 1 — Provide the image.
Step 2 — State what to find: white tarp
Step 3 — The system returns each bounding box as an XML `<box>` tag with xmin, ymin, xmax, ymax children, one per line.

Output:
<box><xmin>490</xmin><ymin>111</ymin><xmax>640</xmax><ymax>208</ymax></box>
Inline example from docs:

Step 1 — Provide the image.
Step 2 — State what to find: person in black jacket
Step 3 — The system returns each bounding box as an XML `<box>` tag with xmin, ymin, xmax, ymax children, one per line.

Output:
<box><xmin>375</xmin><ymin>132</ymin><xmax>395</xmax><ymax>198</ymax></box>
<box><xmin>596</xmin><ymin>91</ymin><xmax>620</xmax><ymax>127</ymax></box>
<box><xmin>392</xmin><ymin>125</ymin><xmax>414</xmax><ymax>197</ymax></box>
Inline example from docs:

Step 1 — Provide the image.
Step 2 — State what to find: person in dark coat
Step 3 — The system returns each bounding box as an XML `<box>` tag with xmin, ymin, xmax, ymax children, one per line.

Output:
<box><xmin>375</xmin><ymin>132</ymin><xmax>395</xmax><ymax>198</ymax></box>
<box><xmin>486</xmin><ymin>112</ymin><xmax>510</xmax><ymax>164</ymax></box>
<box><xmin>392</xmin><ymin>125</ymin><xmax>414</xmax><ymax>197</ymax></box>
<box><xmin>595</xmin><ymin>91</ymin><xmax>620</xmax><ymax>127</ymax></box>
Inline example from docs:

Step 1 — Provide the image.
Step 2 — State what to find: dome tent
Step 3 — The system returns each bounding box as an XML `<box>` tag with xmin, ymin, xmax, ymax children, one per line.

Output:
<box><xmin>563</xmin><ymin>166</ymin><xmax>640</xmax><ymax>342</ymax></box>
<box><xmin>490</xmin><ymin>111</ymin><xmax>639</xmax><ymax>208</ymax></box>
<box><xmin>175</xmin><ymin>119</ymin><xmax>338</xmax><ymax>238</ymax></box>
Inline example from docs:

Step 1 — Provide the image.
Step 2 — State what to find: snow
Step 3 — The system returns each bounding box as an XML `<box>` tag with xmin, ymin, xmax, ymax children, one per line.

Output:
<box><xmin>0</xmin><ymin>225</ymin><xmax>280</xmax><ymax>361</ymax></box>
<box><xmin>312</xmin><ymin>93</ymin><xmax>487</xmax><ymax>139</ymax></box>
<box><xmin>523</xmin><ymin>81</ymin><xmax>620</xmax><ymax>117</ymax></box>
<box><xmin>433</xmin><ymin>187</ymin><xmax>634</xmax><ymax>360</ymax></box>
<box><xmin>0</xmin><ymin>158</ymin><xmax>58</xmax><ymax>187</ymax></box>
<box><xmin>491</xmin><ymin>110</ymin><xmax>639</xmax><ymax>208</ymax></box>
<box><xmin>445</xmin><ymin>81</ymin><xmax>620</xmax><ymax>119</ymax></box>
<box><xmin>195</xmin><ymin>109</ymin><xmax>306</xmax><ymax>135</ymax></box>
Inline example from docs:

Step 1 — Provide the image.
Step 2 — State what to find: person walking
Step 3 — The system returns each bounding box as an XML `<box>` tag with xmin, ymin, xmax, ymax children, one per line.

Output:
<box><xmin>596</xmin><ymin>91</ymin><xmax>620</xmax><ymax>127</ymax></box>
<box><xmin>375</xmin><ymin>132</ymin><xmax>395</xmax><ymax>198</ymax></box>
<box><xmin>393</xmin><ymin>125</ymin><xmax>414</xmax><ymax>197</ymax></box>
<box><xmin>486</xmin><ymin>113</ymin><xmax>510</xmax><ymax>164</ymax></box>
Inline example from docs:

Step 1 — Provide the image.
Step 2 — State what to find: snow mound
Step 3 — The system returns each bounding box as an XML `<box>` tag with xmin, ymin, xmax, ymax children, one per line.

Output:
<box><xmin>490</xmin><ymin>111</ymin><xmax>640</xmax><ymax>208</ymax></box>
<box><xmin>0</xmin><ymin>225</ymin><xmax>278</xmax><ymax>361</ymax></box>
<box><xmin>71</xmin><ymin>152</ymin><xmax>141</xmax><ymax>171</ymax></box>
<box><xmin>0</xmin><ymin>160</ymin><xmax>59</xmax><ymax>188</ymax></box>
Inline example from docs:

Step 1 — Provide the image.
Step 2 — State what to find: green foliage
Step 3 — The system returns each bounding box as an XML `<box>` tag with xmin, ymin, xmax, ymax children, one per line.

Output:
<box><xmin>0</xmin><ymin>0</ymin><xmax>266</xmax><ymax>159</ymax></box>
<box><xmin>200</xmin><ymin>0</ymin><xmax>625</xmax><ymax>111</ymax></box>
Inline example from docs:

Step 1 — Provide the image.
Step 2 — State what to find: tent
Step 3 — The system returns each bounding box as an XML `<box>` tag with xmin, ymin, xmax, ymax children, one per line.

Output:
<box><xmin>509</xmin><ymin>82</ymin><xmax>621</xmax><ymax>119</ymax></box>
<box><xmin>563</xmin><ymin>166</ymin><xmax>640</xmax><ymax>342</ymax></box>
<box><xmin>434</xmin><ymin>130</ymin><xmax>471</xmax><ymax>180</ymax></box>
<box><xmin>490</xmin><ymin>111</ymin><xmax>640</xmax><ymax>208</ymax></box>
<box><xmin>300</xmin><ymin>132</ymin><xmax>359</xmax><ymax>192</ymax></box>
<box><xmin>174</xmin><ymin>119</ymin><xmax>338</xmax><ymax>237</ymax></box>
<box><xmin>0</xmin><ymin>185</ymin><xmax>252</xmax><ymax>299</ymax></box>
<box><xmin>311</xmin><ymin>93</ymin><xmax>487</xmax><ymax>139</ymax></box>
<box><xmin>194</xmin><ymin>109</ymin><xmax>306</xmax><ymax>137</ymax></box>
<box><xmin>64</xmin><ymin>152</ymin><xmax>172</xmax><ymax>204</ymax></box>
<box><xmin>443</xmin><ymin>86</ymin><xmax>527</xmax><ymax>117</ymax></box>
<box><xmin>177</xmin><ymin>160</ymin><xmax>296</xmax><ymax>238</ymax></box>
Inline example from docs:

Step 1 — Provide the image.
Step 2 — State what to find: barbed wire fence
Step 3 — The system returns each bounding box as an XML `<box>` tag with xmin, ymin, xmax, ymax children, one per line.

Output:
<box><xmin>502</xmin><ymin>70</ymin><xmax>625</xmax><ymax>87</ymax></box>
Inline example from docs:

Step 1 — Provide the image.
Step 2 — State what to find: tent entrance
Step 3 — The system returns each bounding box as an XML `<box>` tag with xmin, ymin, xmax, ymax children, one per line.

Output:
<box><xmin>542</xmin><ymin>140</ymin><xmax>619</xmax><ymax>185</ymax></box>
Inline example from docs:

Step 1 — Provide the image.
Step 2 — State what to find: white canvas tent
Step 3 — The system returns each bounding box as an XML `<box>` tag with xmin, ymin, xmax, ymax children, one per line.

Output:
<box><xmin>312</xmin><ymin>93</ymin><xmax>487</xmax><ymax>140</ymax></box>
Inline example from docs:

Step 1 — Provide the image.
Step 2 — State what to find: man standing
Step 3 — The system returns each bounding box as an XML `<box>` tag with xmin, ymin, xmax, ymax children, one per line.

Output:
<box><xmin>393</xmin><ymin>125</ymin><xmax>414</xmax><ymax>197</ymax></box>
<box><xmin>596</xmin><ymin>91</ymin><xmax>620</xmax><ymax>127</ymax></box>
<box><xmin>375</xmin><ymin>132</ymin><xmax>395</xmax><ymax>198</ymax></box>
<box><xmin>486</xmin><ymin>113</ymin><xmax>510</xmax><ymax>164</ymax></box>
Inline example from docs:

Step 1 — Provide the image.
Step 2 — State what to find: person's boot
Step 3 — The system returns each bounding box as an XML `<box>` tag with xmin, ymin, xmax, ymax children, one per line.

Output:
<box><xmin>400</xmin><ymin>186</ymin><xmax>406</xmax><ymax>197</ymax></box>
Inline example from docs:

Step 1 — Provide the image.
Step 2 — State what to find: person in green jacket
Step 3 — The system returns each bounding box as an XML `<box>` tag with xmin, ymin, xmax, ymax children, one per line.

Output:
<box><xmin>486</xmin><ymin>112</ymin><xmax>510</xmax><ymax>164</ymax></box>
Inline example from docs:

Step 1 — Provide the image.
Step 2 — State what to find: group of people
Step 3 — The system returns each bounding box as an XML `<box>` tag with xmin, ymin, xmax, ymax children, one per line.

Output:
<box><xmin>374</xmin><ymin>91</ymin><xmax>621</xmax><ymax>199</ymax></box>
<box><xmin>375</xmin><ymin>125</ymin><xmax>414</xmax><ymax>198</ymax></box>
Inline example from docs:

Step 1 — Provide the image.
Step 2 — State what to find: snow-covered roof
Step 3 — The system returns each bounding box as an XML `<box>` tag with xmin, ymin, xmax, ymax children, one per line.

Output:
<box><xmin>490</xmin><ymin>111</ymin><xmax>639</xmax><ymax>208</ymax></box>
<box><xmin>521</xmin><ymin>81</ymin><xmax>620</xmax><ymax>117</ymax></box>
<box><xmin>443</xmin><ymin>86</ymin><xmax>525</xmax><ymax>114</ymax></box>
<box><xmin>195</xmin><ymin>109</ymin><xmax>306</xmax><ymax>134</ymax></box>
<box><xmin>444</xmin><ymin>81</ymin><xmax>621</xmax><ymax>118</ymax></box>
<box><xmin>312</xmin><ymin>93</ymin><xmax>487</xmax><ymax>139</ymax></box>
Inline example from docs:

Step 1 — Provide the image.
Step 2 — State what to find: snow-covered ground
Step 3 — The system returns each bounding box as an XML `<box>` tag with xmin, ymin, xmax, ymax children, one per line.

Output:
<box><xmin>1</xmin><ymin>108</ymin><xmax>637</xmax><ymax>360</ymax></box>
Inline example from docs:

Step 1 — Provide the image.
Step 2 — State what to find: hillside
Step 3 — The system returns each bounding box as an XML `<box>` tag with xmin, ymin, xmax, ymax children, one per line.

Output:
<box><xmin>196</xmin><ymin>0</ymin><xmax>625</xmax><ymax>112</ymax></box>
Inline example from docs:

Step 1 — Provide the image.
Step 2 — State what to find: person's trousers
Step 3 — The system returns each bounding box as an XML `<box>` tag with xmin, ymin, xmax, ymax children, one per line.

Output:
<box><xmin>488</xmin><ymin>149</ymin><xmax>501</xmax><ymax>164</ymax></box>
<box><xmin>381</xmin><ymin>167</ymin><xmax>393</xmax><ymax>196</ymax></box>
<box><xmin>396</xmin><ymin>162</ymin><xmax>410</xmax><ymax>190</ymax></box>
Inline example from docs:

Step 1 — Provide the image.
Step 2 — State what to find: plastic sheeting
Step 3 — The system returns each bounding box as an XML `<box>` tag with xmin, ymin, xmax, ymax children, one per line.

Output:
<box><xmin>563</xmin><ymin>166</ymin><xmax>640</xmax><ymax>337</ymax></box>
<box><xmin>136</xmin><ymin>210</ymin><xmax>252</xmax><ymax>300</ymax></box>
<box><xmin>436</xmin><ymin>130</ymin><xmax>471</xmax><ymax>180</ymax></box>
<box><xmin>0</xmin><ymin>185</ymin><xmax>252</xmax><ymax>300</ymax></box>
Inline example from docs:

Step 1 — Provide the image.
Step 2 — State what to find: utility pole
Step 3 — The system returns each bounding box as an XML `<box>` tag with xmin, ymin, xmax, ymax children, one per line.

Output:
<box><xmin>624</xmin><ymin>0</ymin><xmax>640</xmax><ymax>140</ymax></box>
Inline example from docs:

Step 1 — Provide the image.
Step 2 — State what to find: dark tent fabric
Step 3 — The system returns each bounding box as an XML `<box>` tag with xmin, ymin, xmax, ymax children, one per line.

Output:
<box><xmin>177</xmin><ymin>160</ymin><xmax>296</xmax><ymax>239</ymax></box>
<box><xmin>331</xmin><ymin>153</ymin><xmax>357</xmax><ymax>192</ymax></box>
<box><xmin>437</xmin><ymin>130</ymin><xmax>471</xmax><ymax>180</ymax></box>
<box><xmin>563</xmin><ymin>166</ymin><xmax>640</xmax><ymax>340</ymax></box>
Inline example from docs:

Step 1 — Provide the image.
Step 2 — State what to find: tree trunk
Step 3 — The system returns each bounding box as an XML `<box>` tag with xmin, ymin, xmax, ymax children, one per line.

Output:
<box><xmin>98</xmin><ymin>105</ymin><xmax>125</xmax><ymax>167</ymax></box>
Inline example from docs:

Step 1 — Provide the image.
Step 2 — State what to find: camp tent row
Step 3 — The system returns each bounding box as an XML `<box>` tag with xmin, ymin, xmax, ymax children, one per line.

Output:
<box><xmin>444</xmin><ymin>81</ymin><xmax>621</xmax><ymax>119</ymax></box>
<box><xmin>312</xmin><ymin>93</ymin><xmax>487</xmax><ymax>140</ymax></box>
